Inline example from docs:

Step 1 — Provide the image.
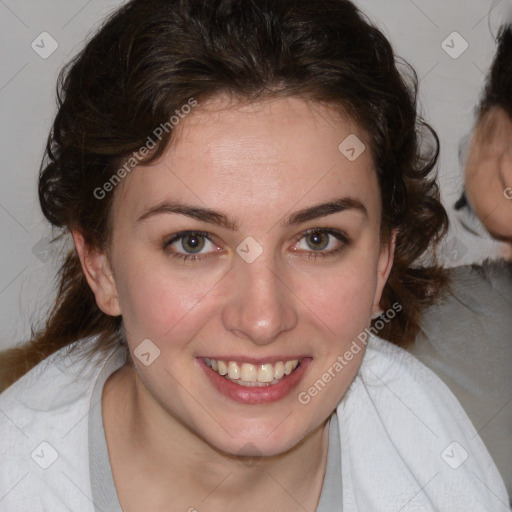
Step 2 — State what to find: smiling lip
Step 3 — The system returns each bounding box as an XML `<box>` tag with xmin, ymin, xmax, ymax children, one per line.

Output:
<box><xmin>198</xmin><ymin>357</ymin><xmax>312</xmax><ymax>404</ymax></box>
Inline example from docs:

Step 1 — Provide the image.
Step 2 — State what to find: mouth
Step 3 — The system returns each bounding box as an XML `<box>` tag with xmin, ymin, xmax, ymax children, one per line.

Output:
<box><xmin>199</xmin><ymin>356</ymin><xmax>311</xmax><ymax>404</ymax></box>
<box><xmin>203</xmin><ymin>357</ymin><xmax>302</xmax><ymax>387</ymax></box>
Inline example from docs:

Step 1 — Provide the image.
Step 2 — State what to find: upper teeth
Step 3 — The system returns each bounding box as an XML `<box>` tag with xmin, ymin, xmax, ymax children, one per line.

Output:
<box><xmin>204</xmin><ymin>358</ymin><xmax>300</xmax><ymax>384</ymax></box>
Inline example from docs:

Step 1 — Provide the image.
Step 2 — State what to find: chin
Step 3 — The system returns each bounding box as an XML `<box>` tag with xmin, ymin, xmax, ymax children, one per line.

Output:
<box><xmin>199</xmin><ymin>417</ymin><xmax>317</xmax><ymax>460</ymax></box>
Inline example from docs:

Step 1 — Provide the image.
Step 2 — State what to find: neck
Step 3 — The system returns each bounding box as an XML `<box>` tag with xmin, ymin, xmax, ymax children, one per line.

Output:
<box><xmin>106</xmin><ymin>363</ymin><xmax>331</xmax><ymax>512</ymax></box>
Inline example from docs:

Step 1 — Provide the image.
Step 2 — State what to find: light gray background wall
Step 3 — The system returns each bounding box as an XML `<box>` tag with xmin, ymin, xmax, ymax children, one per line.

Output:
<box><xmin>1</xmin><ymin>0</ymin><xmax>511</xmax><ymax>350</ymax></box>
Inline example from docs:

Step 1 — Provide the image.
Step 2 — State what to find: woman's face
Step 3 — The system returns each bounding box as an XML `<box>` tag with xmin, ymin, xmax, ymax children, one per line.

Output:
<box><xmin>87</xmin><ymin>96</ymin><xmax>394</xmax><ymax>457</ymax></box>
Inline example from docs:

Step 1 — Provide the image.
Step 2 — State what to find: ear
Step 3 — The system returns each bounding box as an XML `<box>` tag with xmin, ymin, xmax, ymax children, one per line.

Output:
<box><xmin>372</xmin><ymin>228</ymin><xmax>397</xmax><ymax>316</ymax></box>
<box><xmin>72</xmin><ymin>229</ymin><xmax>121</xmax><ymax>316</ymax></box>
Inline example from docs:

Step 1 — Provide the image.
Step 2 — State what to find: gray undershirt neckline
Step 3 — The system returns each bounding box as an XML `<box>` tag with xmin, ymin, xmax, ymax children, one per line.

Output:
<box><xmin>88</xmin><ymin>346</ymin><xmax>342</xmax><ymax>512</ymax></box>
<box><xmin>88</xmin><ymin>345</ymin><xmax>126</xmax><ymax>512</ymax></box>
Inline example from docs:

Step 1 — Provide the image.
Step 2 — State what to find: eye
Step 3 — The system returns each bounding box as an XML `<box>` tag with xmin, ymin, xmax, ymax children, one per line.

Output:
<box><xmin>292</xmin><ymin>228</ymin><xmax>349</xmax><ymax>257</ymax></box>
<box><xmin>163</xmin><ymin>231</ymin><xmax>221</xmax><ymax>261</ymax></box>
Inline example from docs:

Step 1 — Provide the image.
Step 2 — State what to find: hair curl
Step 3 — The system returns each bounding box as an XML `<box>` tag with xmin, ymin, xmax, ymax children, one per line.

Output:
<box><xmin>0</xmin><ymin>0</ymin><xmax>448</xmax><ymax>391</ymax></box>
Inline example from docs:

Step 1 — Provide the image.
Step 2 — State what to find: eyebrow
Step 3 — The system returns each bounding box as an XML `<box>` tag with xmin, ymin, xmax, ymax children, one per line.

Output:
<box><xmin>136</xmin><ymin>202</ymin><xmax>237</xmax><ymax>230</ymax></box>
<box><xmin>136</xmin><ymin>197</ymin><xmax>367</xmax><ymax>229</ymax></box>
<box><xmin>285</xmin><ymin>197</ymin><xmax>367</xmax><ymax>225</ymax></box>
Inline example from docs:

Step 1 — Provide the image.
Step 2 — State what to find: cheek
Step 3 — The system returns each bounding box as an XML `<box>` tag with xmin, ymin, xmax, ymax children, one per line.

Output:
<box><xmin>114</xmin><ymin>254</ymin><xmax>222</xmax><ymax>340</ymax></box>
<box><xmin>293</xmin><ymin>260</ymin><xmax>375</xmax><ymax>418</ymax></box>
<box><xmin>291</xmin><ymin>254</ymin><xmax>379</xmax><ymax>341</ymax></box>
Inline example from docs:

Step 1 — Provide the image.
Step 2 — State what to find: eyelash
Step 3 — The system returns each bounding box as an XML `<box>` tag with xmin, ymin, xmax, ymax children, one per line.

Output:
<box><xmin>297</xmin><ymin>228</ymin><xmax>350</xmax><ymax>260</ymax></box>
<box><xmin>162</xmin><ymin>228</ymin><xmax>350</xmax><ymax>263</ymax></box>
<box><xmin>163</xmin><ymin>230</ymin><xmax>214</xmax><ymax>263</ymax></box>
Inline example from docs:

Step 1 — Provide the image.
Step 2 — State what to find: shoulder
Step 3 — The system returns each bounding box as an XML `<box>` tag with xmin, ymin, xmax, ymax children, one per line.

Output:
<box><xmin>358</xmin><ymin>335</ymin><xmax>506</xmax><ymax>449</ymax></box>
<box><xmin>356</xmin><ymin>334</ymin><xmax>481</xmax><ymax>419</ymax></box>
<box><xmin>0</xmin><ymin>336</ymin><xmax>110</xmax><ymax>422</ymax></box>
<box><xmin>336</xmin><ymin>335</ymin><xmax>510</xmax><ymax>510</ymax></box>
<box><xmin>0</xmin><ymin>336</ymin><xmax>125</xmax><ymax>511</ymax></box>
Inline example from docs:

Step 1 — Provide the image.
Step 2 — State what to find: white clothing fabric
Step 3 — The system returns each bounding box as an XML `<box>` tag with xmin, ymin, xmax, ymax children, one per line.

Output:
<box><xmin>0</xmin><ymin>333</ymin><xmax>509</xmax><ymax>511</ymax></box>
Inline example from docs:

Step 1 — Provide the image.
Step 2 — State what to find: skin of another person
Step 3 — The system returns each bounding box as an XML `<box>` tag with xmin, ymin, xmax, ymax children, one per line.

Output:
<box><xmin>465</xmin><ymin>106</ymin><xmax>512</xmax><ymax>246</ymax></box>
<box><xmin>72</xmin><ymin>96</ymin><xmax>395</xmax><ymax>511</ymax></box>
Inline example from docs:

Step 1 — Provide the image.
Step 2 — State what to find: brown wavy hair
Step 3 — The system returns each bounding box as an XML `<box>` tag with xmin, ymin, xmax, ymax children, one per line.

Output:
<box><xmin>0</xmin><ymin>0</ymin><xmax>448</xmax><ymax>392</ymax></box>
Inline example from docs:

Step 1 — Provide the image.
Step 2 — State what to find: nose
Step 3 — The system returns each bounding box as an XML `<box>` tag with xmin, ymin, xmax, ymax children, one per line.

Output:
<box><xmin>221</xmin><ymin>258</ymin><xmax>298</xmax><ymax>346</ymax></box>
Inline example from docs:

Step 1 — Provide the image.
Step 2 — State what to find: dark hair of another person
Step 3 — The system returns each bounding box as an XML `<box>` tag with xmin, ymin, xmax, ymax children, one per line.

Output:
<box><xmin>0</xmin><ymin>0</ymin><xmax>449</xmax><ymax>391</ymax></box>
<box><xmin>479</xmin><ymin>25</ymin><xmax>512</xmax><ymax>119</ymax></box>
<box><xmin>455</xmin><ymin>24</ymin><xmax>512</xmax><ymax>212</ymax></box>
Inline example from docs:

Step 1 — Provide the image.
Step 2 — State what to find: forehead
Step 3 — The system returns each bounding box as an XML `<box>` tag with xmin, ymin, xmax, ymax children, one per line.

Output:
<box><xmin>112</xmin><ymin>96</ymin><xmax>379</xmax><ymax>224</ymax></box>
